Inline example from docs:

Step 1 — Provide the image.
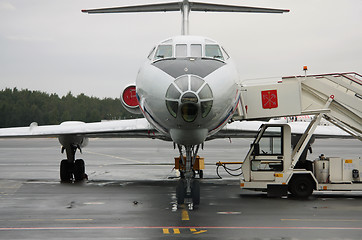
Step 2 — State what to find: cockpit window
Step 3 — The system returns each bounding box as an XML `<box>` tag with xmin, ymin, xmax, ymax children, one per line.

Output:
<box><xmin>176</xmin><ymin>44</ymin><xmax>187</xmax><ymax>57</ymax></box>
<box><xmin>221</xmin><ymin>47</ymin><xmax>230</xmax><ymax>60</ymax></box>
<box><xmin>155</xmin><ymin>45</ymin><xmax>172</xmax><ymax>60</ymax></box>
<box><xmin>147</xmin><ymin>47</ymin><xmax>156</xmax><ymax>60</ymax></box>
<box><xmin>191</xmin><ymin>44</ymin><xmax>202</xmax><ymax>57</ymax></box>
<box><xmin>205</xmin><ymin>45</ymin><xmax>224</xmax><ymax>60</ymax></box>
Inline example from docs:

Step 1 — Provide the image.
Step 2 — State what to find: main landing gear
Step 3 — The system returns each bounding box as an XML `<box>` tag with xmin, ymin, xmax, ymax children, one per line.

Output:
<box><xmin>176</xmin><ymin>144</ymin><xmax>201</xmax><ymax>205</ymax></box>
<box><xmin>60</xmin><ymin>144</ymin><xmax>87</xmax><ymax>182</ymax></box>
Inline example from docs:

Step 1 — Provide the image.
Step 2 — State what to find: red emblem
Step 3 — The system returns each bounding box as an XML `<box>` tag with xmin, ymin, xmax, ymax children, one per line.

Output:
<box><xmin>261</xmin><ymin>90</ymin><xmax>278</xmax><ymax>109</ymax></box>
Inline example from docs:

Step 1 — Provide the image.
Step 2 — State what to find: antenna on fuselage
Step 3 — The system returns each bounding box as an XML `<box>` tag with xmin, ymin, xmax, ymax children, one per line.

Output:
<box><xmin>82</xmin><ymin>1</ymin><xmax>289</xmax><ymax>35</ymax></box>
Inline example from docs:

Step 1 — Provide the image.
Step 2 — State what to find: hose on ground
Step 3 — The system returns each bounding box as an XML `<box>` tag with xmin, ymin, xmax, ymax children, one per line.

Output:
<box><xmin>216</xmin><ymin>163</ymin><xmax>242</xmax><ymax>179</ymax></box>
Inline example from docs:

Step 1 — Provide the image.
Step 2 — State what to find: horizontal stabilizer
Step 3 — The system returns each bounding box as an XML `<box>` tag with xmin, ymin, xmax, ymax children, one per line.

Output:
<box><xmin>82</xmin><ymin>1</ymin><xmax>289</xmax><ymax>14</ymax></box>
<box><xmin>82</xmin><ymin>2</ymin><xmax>181</xmax><ymax>14</ymax></box>
<box><xmin>190</xmin><ymin>2</ymin><xmax>289</xmax><ymax>13</ymax></box>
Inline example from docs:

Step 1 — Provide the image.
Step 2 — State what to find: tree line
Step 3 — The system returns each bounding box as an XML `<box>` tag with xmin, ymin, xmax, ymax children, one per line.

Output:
<box><xmin>0</xmin><ymin>88</ymin><xmax>137</xmax><ymax>128</ymax></box>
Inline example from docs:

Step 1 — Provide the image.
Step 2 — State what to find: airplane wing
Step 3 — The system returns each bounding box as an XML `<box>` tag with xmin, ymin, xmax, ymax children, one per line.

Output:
<box><xmin>0</xmin><ymin>118</ymin><xmax>168</xmax><ymax>140</ymax></box>
<box><xmin>0</xmin><ymin>118</ymin><xmax>350</xmax><ymax>140</ymax></box>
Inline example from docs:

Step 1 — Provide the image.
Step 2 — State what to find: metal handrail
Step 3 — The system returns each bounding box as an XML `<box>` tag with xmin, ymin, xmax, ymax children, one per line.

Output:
<box><xmin>283</xmin><ymin>72</ymin><xmax>362</xmax><ymax>86</ymax></box>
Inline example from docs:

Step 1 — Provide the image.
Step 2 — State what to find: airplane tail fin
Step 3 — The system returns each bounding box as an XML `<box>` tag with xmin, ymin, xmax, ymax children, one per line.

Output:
<box><xmin>82</xmin><ymin>1</ymin><xmax>289</xmax><ymax>35</ymax></box>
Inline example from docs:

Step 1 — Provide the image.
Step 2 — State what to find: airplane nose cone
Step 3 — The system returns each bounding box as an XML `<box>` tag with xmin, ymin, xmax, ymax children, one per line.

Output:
<box><xmin>165</xmin><ymin>75</ymin><xmax>213</xmax><ymax>122</ymax></box>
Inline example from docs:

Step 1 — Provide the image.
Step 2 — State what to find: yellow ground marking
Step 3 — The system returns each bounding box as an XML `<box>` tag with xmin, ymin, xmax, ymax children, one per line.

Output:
<box><xmin>193</xmin><ymin>230</ymin><xmax>208</xmax><ymax>234</ymax></box>
<box><xmin>182</xmin><ymin>209</ymin><xmax>190</xmax><ymax>220</ymax></box>
<box><xmin>84</xmin><ymin>150</ymin><xmax>143</xmax><ymax>163</ymax></box>
<box><xmin>162</xmin><ymin>228</ymin><xmax>180</xmax><ymax>234</ymax></box>
<box><xmin>190</xmin><ymin>228</ymin><xmax>207</xmax><ymax>234</ymax></box>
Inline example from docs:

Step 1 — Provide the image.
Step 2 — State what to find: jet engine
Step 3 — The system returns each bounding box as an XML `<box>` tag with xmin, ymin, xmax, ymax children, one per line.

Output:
<box><xmin>58</xmin><ymin>122</ymin><xmax>89</xmax><ymax>149</ymax></box>
<box><xmin>121</xmin><ymin>85</ymin><xmax>142</xmax><ymax>115</ymax></box>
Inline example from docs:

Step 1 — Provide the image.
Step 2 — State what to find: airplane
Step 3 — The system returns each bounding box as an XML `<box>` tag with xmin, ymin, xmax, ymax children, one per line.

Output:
<box><xmin>0</xmin><ymin>1</ymin><xmax>351</xmax><ymax>206</ymax></box>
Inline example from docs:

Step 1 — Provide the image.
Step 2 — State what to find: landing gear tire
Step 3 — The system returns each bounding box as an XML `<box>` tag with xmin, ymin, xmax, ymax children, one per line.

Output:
<box><xmin>74</xmin><ymin>159</ymin><xmax>86</xmax><ymax>182</ymax></box>
<box><xmin>176</xmin><ymin>180</ymin><xmax>185</xmax><ymax>204</ymax></box>
<box><xmin>289</xmin><ymin>176</ymin><xmax>314</xmax><ymax>198</ymax></box>
<box><xmin>60</xmin><ymin>159</ymin><xmax>73</xmax><ymax>182</ymax></box>
<box><xmin>191</xmin><ymin>180</ymin><xmax>200</xmax><ymax>205</ymax></box>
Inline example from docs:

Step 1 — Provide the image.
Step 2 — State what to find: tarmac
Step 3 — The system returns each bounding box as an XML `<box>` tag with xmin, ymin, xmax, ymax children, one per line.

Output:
<box><xmin>0</xmin><ymin>137</ymin><xmax>361</xmax><ymax>239</ymax></box>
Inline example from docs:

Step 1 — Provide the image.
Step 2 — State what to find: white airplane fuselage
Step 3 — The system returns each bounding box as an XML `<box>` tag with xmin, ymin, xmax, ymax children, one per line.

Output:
<box><xmin>135</xmin><ymin>35</ymin><xmax>240</xmax><ymax>145</ymax></box>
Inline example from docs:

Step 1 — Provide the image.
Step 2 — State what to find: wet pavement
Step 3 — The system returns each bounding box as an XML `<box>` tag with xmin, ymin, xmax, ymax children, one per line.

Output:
<box><xmin>0</xmin><ymin>137</ymin><xmax>361</xmax><ymax>239</ymax></box>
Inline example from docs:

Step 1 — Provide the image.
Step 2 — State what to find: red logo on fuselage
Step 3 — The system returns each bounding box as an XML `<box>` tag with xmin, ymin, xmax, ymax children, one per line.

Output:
<box><xmin>261</xmin><ymin>90</ymin><xmax>278</xmax><ymax>109</ymax></box>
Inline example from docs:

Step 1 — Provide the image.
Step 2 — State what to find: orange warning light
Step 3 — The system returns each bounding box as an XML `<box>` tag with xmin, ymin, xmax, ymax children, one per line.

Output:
<box><xmin>303</xmin><ymin>66</ymin><xmax>308</xmax><ymax>71</ymax></box>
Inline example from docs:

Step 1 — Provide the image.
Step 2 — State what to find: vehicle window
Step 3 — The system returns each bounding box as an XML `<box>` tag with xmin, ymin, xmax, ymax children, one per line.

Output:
<box><xmin>176</xmin><ymin>44</ymin><xmax>187</xmax><ymax>57</ymax></box>
<box><xmin>155</xmin><ymin>45</ymin><xmax>172</xmax><ymax>60</ymax></box>
<box><xmin>205</xmin><ymin>45</ymin><xmax>224</xmax><ymax>60</ymax></box>
<box><xmin>147</xmin><ymin>47</ymin><xmax>156</xmax><ymax>60</ymax></box>
<box><xmin>259</xmin><ymin>126</ymin><xmax>283</xmax><ymax>155</ymax></box>
<box><xmin>251</xmin><ymin>159</ymin><xmax>283</xmax><ymax>171</ymax></box>
<box><xmin>191</xmin><ymin>44</ymin><xmax>202</xmax><ymax>57</ymax></box>
<box><xmin>221</xmin><ymin>47</ymin><xmax>230</xmax><ymax>60</ymax></box>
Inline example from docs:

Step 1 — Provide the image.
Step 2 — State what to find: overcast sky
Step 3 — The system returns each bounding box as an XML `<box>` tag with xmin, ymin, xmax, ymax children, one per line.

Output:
<box><xmin>1</xmin><ymin>0</ymin><xmax>361</xmax><ymax>98</ymax></box>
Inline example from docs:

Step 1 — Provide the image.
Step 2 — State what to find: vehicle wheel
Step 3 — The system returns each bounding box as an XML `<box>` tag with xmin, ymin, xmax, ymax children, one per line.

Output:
<box><xmin>199</xmin><ymin>170</ymin><xmax>204</xmax><ymax>179</ymax></box>
<box><xmin>176</xmin><ymin>180</ymin><xmax>185</xmax><ymax>204</ymax></box>
<box><xmin>289</xmin><ymin>176</ymin><xmax>314</xmax><ymax>198</ymax></box>
<box><xmin>191</xmin><ymin>180</ymin><xmax>200</xmax><ymax>205</ymax></box>
<box><xmin>74</xmin><ymin>159</ymin><xmax>85</xmax><ymax>181</ymax></box>
<box><xmin>60</xmin><ymin>159</ymin><xmax>73</xmax><ymax>182</ymax></box>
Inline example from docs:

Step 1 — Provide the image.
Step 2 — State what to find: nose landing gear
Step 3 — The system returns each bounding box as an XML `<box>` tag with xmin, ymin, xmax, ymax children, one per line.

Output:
<box><xmin>175</xmin><ymin>144</ymin><xmax>203</xmax><ymax>205</ymax></box>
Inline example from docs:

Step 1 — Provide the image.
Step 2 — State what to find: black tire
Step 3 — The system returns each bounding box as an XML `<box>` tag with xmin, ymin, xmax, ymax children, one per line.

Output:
<box><xmin>199</xmin><ymin>170</ymin><xmax>204</xmax><ymax>179</ymax></box>
<box><xmin>74</xmin><ymin>159</ymin><xmax>85</xmax><ymax>182</ymax></box>
<box><xmin>60</xmin><ymin>159</ymin><xmax>73</xmax><ymax>182</ymax></box>
<box><xmin>176</xmin><ymin>180</ymin><xmax>185</xmax><ymax>204</ymax></box>
<box><xmin>191</xmin><ymin>180</ymin><xmax>200</xmax><ymax>205</ymax></box>
<box><xmin>289</xmin><ymin>176</ymin><xmax>314</xmax><ymax>198</ymax></box>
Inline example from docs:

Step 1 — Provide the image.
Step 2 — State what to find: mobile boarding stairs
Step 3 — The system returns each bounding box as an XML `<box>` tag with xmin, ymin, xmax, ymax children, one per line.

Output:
<box><xmin>235</xmin><ymin>72</ymin><xmax>362</xmax><ymax>198</ymax></box>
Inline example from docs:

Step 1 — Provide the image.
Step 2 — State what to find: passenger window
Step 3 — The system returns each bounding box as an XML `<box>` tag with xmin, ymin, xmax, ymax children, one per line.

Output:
<box><xmin>205</xmin><ymin>45</ymin><xmax>224</xmax><ymax>60</ymax></box>
<box><xmin>191</xmin><ymin>44</ymin><xmax>202</xmax><ymax>57</ymax></box>
<box><xmin>176</xmin><ymin>44</ymin><xmax>187</xmax><ymax>57</ymax></box>
<box><xmin>155</xmin><ymin>45</ymin><xmax>172</xmax><ymax>60</ymax></box>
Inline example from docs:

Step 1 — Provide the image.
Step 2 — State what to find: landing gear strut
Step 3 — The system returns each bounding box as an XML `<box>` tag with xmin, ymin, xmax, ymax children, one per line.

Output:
<box><xmin>176</xmin><ymin>144</ymin><xmax>201</xmax><ymax>205</ymax></box>
<box><xmin>60</xmin><ymin>144</ymin><xmax>87</xmax><ymax>182</ymax></box>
